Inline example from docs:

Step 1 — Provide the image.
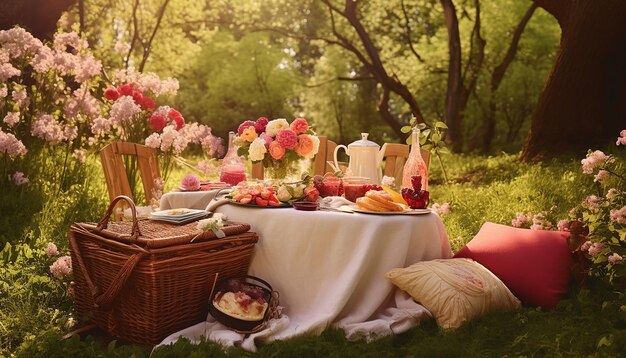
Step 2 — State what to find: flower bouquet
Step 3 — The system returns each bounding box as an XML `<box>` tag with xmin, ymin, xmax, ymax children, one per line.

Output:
<box><xmin>234</xmin><ymin>117</ymin><xmax>320</xmax><ymax>181</ymax></box>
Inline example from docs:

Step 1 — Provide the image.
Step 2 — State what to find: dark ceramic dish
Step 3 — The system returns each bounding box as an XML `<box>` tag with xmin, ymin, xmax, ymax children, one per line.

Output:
<box><xmin>292</xmin><ymin>201</ymin><xmax>319</xmax><ymax>211</ymax></box>
<box><xmin>208</xmin><ymin>275</ymin><xmax>275</xmax><ymax>333</ymax></box>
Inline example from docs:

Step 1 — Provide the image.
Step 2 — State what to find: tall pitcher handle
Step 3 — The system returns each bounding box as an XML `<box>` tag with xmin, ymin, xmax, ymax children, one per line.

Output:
<box><xmin>333</xmin><ymin>145</ymin><xmax>348</xmax><ymax>174</ymax></box>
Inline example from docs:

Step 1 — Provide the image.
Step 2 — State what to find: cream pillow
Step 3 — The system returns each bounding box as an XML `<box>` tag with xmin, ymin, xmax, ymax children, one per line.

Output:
<box><xmin>386</xmin><ymin>258</ymin><xmax>521</xmax><ymax>329</ymax></box>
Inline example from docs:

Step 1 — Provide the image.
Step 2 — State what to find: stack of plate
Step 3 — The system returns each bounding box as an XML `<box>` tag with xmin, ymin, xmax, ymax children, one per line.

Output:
<box><xmin>149</xmin><ymin>208</ymin><xmax>210</xmax><ymax>224</ymax></box>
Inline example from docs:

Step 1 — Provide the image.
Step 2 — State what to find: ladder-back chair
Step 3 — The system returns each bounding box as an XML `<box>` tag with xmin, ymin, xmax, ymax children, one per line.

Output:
<box><xmin>380</xmin><ymin>143</ymin><xmax>430</xmax><ymax>184</ymax></box>
<box><xmin>100</xmin><ymin>141</ymin><xmax>161</xmax><ymax>206</ymax></box>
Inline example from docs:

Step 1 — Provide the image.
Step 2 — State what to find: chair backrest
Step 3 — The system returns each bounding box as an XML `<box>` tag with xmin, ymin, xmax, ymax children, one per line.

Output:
<box><xmin>250</xmin><ymin>136</ymin><xmax>340</xmax><ymax>179</ymax></box>
<box><xmin>100</xmin><ymin>141</ymin><xmax>161</xmax><ymax>205</ymax></box>
<box><xmin>381</xmin><ymin>143</ymin><xmax>430</xmax><ymax>184</ymax></box>
<box><xmin>314</xmin><ymin>136</ymin><xmax>339</xmax><ymax>175</ymax></box>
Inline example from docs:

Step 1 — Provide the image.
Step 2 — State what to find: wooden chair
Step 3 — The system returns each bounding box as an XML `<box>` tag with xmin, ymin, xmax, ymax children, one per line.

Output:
<box><xmin>100</xmin><ymin>141</ymin><xmax>161</xmax><ymax>207</ymax></box>
<box><xmin>313</xmin><ymin>136</ymin><xmax>340</xmax><ymax>175</ymax></box>
<box><xmin>250</xmin><ymin>136</ymin><xmax>341</xmax><ymax>179</ymax></box>
<box><xmin>380</xmin><ymin>143</ymin><xmax>430</xmax><ymax>184</ymax></box>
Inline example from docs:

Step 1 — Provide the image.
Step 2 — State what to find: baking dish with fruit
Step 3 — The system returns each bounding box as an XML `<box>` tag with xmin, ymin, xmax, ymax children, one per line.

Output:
<box><xmin>208</xmin><ymin>275</ymin><xmax>280</xmax><ymax>333</ymax></box>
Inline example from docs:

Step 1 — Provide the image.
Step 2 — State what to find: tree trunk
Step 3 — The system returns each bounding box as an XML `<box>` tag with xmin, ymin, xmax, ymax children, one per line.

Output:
<box><xmin>440</xmin><ymin>0</ymin><xmax>464</xmax><ymax>152</ymax></box>
<box><xmin>522</xmin><ymin>0</ymin><xmax>626</xmax><ymax>161</ymax></box>
<box><xmin>0</xmin><ymin>0</ymin><xmax>76</xmax><ymax>39</ymax></box>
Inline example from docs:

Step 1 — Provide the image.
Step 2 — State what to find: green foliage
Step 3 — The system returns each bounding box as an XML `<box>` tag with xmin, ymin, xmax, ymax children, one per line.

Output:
<box><xmin>0</xmin><ymin>244</ymin><xmax>74</xmax><ymax>354</ymax></box>
<box><xmin>429</xmin><ymin>153</ymin><xmax>586</xmax><ymax>250</ymax></box>
<box><xmin>176</xmin><ymin>31</ymin><xmax>304</xmax><ymax>138</ymax></box>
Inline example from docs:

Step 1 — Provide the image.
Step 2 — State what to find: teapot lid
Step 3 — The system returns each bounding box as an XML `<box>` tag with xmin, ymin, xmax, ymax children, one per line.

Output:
<box><xmin>347</xmin><ymin>133</ymin><xmax>379</xmax><ymax>148</ymax></box>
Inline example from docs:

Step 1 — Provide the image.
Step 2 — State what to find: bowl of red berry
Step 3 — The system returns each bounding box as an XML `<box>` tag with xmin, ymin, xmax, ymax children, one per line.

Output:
<box><xmin>401</xmin><ymin>175</ymin><xmax>430</xmax><ymax>209</ymax></box>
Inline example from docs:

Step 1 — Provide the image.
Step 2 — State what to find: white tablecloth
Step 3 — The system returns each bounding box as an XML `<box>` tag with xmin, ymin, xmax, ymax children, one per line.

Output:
<box><xmin>158</xmin><ymin>191</ymin><xmax>452</xmax><ymax>351</ymax></box>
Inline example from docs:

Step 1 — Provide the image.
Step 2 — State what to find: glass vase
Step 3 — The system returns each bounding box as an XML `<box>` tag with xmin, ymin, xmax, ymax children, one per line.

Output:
<box><xmin>263</xmin><ymin>158</ymin><xmax>310</xmax><ymax>182</ymax></box>
<box><xmin>402</xmin><ymin>127</ymin><xmax>429</xmax><ymax>190</ymax></box>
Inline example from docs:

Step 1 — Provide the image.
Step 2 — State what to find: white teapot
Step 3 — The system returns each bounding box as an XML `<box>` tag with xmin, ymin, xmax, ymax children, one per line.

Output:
<box><xmin>333</xmin><ymin>133</ymin><xmax>384</xmax><ymax>184</ymax></box>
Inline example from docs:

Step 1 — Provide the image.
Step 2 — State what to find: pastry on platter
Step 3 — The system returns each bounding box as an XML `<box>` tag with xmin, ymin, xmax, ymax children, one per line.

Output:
<box><xmin>356</xmin><ymin>190</ymin><xmax>405</xmax><ymax>212</ymax></box>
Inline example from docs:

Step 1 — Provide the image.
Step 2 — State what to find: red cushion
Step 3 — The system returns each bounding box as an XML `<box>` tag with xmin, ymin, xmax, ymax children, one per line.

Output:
<box><xmin>453</xmin><ymin>222</ymin><xmax>573</xmax><ymax>309</ymax></box>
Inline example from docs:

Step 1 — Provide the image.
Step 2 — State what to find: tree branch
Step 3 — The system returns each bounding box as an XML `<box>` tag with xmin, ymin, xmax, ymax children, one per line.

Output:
<box><xmin>125</xmin><ymin>0</ymin><xmax>140</xmax><ymax>69</ymax></box>
<box><xmin>400</xmin><ymin>0</ymin><xmax>425</xmax><ymax>63</ymax></box>
<box><xmin>491</xmin><ymin>2</ymin><xmax>537</xmax><ymax>91</ymax></box>
<box><xmin>138</xmin><ymin>0</ymin><xmax>171</xmax><ymax>72</ymax></box>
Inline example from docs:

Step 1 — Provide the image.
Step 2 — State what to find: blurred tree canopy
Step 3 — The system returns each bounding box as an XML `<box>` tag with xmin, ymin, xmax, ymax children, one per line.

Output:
<box><xmin>48</xmin><ymin>0</ymin><xmax>561</xmax><ymax>153</ymax></box>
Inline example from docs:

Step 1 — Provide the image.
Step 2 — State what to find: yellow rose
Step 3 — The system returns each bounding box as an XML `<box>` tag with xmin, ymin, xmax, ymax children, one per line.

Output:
<box><xmin>241</xmin><ymin>126</ymin><xmax>258</xmax><ymax>142</ymax></box>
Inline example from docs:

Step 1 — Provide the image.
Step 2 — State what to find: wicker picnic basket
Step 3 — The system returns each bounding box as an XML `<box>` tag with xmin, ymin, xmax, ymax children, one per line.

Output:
<box><xmin>68</xmin><ymin>196</ymin><xmax>258</xmax><ymax>345</ymax></box>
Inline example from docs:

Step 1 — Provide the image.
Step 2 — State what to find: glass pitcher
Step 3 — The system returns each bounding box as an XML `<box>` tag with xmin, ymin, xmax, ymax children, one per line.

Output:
<box><xmin>219</xmin><ymin>131</ymin><xmax>247</xmax><ymax>186</ymax></box>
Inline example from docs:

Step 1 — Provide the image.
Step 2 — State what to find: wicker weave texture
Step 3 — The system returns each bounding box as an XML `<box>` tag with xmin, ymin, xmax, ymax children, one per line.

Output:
<box><xmin>69</xmin><ymin>224</ymin><xmax>258</xmax><ymax>346</ymax></box>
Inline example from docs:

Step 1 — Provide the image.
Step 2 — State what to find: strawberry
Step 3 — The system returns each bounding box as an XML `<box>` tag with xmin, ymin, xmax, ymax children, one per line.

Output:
<box><xmin>260</xmin><ymin>189</ymin><xmax>272</xmax><ymax>200</ymax></box>
<box><xmin>255</xmin><ymin>197</ymin><xmax>269</xmax><ymax>206</ymax></box>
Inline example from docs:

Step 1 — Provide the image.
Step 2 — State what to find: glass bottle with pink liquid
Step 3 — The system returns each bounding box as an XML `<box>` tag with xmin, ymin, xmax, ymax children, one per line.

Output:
<box><xmin>401</xmin><ymin>127</ymin><xmax>428</xmax><ymax>190</ymax></box>
<box><xmin>219</xmin><ymin>131</ymin><xmax>247</xmax><ymax>186</ymax></box>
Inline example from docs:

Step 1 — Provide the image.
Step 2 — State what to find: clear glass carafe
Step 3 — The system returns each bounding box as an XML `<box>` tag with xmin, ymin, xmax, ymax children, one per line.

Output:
<box><xmin>401</xmin><ymin>127</ymin><xmax>428</xmax><ymax>190</ymax></box>
<box><xmin>219</xmin><ymin>131</ymin><xmax>247</xmax><ymax>186</ymax></box>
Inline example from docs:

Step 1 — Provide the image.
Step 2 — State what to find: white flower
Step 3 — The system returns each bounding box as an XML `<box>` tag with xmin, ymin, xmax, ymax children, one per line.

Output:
<box><xmin>265</xmin><ymin>118</ymin><xmax>289</xmax><ymax>137</ymax></box>
<box><xmin>382</xmin><ymin>176</ymin><xmax>395</xmax><ymax>187</ymax></box>
<box><xmin>197</xmin><ymin>213</ymin><xmax>227</xmax><ymax>238</ymax></box>
<box><xmin>249</xmin><ymin>137</ymin><xmax>268</xmax><ymax>161</ymax></box>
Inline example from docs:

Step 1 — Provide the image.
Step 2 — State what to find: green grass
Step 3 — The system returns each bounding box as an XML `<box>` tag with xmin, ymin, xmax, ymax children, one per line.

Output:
<box><xmin>3</xmin><ymin>152</ymin><xmax>626</xmax><ymax>357</ymax></box>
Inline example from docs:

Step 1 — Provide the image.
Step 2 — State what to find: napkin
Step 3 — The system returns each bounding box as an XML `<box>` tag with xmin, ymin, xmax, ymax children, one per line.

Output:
<box><xmin>319</xmin><ymin>196</ymin><xmax>353</xmax><ymax>209</ymax></box>
<box><xmin>123</xmin><ymin>205</ymin><xmax>153</xmax><ymax>220</ymax></box>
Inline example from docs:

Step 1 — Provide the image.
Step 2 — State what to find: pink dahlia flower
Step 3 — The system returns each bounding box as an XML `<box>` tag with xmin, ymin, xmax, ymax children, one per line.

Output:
<box><xmin>276</xmin><ymin>129</ymin><xmax>298</xmax><ymax>149</ymax></box>
<box><xmin>181</xmin><ymin>173</ymin><xmax>201</xmax><ymax>191</ymax></box>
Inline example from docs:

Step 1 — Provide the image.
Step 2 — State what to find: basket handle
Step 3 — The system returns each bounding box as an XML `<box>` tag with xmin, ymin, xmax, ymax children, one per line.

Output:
<box><xmin>97</xmin><ymin>195</ymin><xmax>142</xmax><ymax>239</ymax></box>
<box><xmin>69</xmin><ymin>228</ymin><xmax>147</xmax><ymax>311</ymax></box>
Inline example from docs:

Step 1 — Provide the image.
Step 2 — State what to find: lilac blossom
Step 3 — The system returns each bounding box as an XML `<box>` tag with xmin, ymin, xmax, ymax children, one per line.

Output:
<box><xmin>608</xmin><ymin>253</ymin><xmax>623</xmax><ymax>264</ymax></box>
<box><xmin>617</xmin><ymin>130</ymin><xmax>626</xmax><ymax>146</ymax></box>
<box><xmin>581</xmin><ymin>150</ymin><xmax>610</xmax><ymax>174</ymax></box>
<box><xmin>511</xmin><ymin>212</ymin><xmax>529</xmax><ymax>228</ymax></box>
<box><xmin>72</xmin><ymin>149</ymin><xmax>86</xmax><ymax>163</ymax></box>
<box><xmin>45</xmin><ymin>243</ymin><xmax>58</xmax><ymax>257</ymax></box>
<box><xmin>606</xmin><ymin>188</ymin><xmax>619</xmax><ymax>200</ymax></box>
<box><xmin>3</xmin><ymin>112</ymin><xmax>19</xmax><ymax>127</ymax></box>
<box><xmin>610</xmin><ymin>206</ymin><xmax>626</xmax><ymax>224</ymax></box>
<box><xmin>0</xmin><ymin>130</ymin><xmax>27</xmax><ymax>158</ymax></box>
<box><xmin>594</xmin><ymin>170</ymin><xmax>609</xmax><ymax>183</ymax></box>
<box><xmin>584</xmin><ymin>195</ymin><xmax>600</xmax><ymax>209</ymax></box>
<box><xmin>11</xmin><ymin>171</ymin><xmax>29</xmax><ymax>185</ymax></box>
<box><xmin>49</xmin><ymin>255</ymin><xmax>72</xmax><ymax>278</ymax></box>
<box><xmin>588</xmin><ymin>242</ymin><xmax>605</xmax><ymax>257</ymax></box>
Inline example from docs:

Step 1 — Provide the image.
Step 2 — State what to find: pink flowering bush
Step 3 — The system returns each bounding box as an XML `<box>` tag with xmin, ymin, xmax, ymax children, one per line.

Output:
<box><xmin>1</xmin><ymin>27</ymin><xmax>224</xmax><ymax>193</ymax></box>
<box><xmin>568</xmin><ymin>130</ymin><xmax>626</xmax><ymax>286</ymax></box>
<box><xmin>92</xmin><ymin>68</ymin><xmax>224</xmax><ymax>182</ymax></box>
